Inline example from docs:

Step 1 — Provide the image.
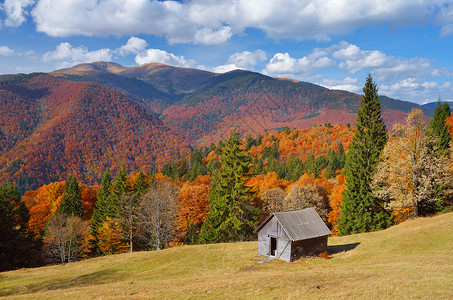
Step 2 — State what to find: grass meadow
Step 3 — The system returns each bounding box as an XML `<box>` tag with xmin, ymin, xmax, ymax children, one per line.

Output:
<box><xmin>1</xmin><ymin>212</ymin><xmax>452</xmax><ymax>299</ymax></box>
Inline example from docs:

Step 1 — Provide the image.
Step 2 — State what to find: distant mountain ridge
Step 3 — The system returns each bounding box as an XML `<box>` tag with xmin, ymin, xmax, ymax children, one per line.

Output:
<box><xmin>0</xmin><ymin>62</ymin><xmax>432</xmax><ymax>190</ymax></box>
<box><xmin>422</xmin><ymin>101</ymin><xmax>453</xmax><ymax>110</ymax></box>
<box><xmin>53</xmin><ymin>62</ymin><xmax>431</xmax><ymax>144</ymax></box>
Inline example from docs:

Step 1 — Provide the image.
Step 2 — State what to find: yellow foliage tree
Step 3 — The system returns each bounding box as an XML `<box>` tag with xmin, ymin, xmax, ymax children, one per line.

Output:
<box><xmin>373</xmin><ymin>109</ymin><xmax>452</xmax><ymax>219</ymax></box>
<box><xmin>97</xmin><ymin>217</ymin><xmax>128</xmax><ymax>255</ymax></box>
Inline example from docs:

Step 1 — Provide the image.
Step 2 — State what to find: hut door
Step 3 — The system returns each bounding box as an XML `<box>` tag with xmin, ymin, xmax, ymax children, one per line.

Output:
<box><xmin>270</xmin><ymin>237</ymin><xmax>277</xmax><ymax>256</ymax></box>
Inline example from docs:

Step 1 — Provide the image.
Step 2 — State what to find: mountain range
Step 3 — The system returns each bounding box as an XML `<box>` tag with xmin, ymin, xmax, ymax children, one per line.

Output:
<box><xmin>0</xmin><ymin>62</ymin><xmax>432</xmax><ymax>191</ymax></box>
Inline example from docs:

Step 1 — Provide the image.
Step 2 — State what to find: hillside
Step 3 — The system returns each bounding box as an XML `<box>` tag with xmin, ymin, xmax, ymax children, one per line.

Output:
<box><xmin>0</xmin><ymin>74</ymin><xmax>191</xmax><ymax>191</ymax></box>
<box><xmin>54</xmin><ymin>62</ymin><xmax>432</xmax><ymax>145</ymax></box>
<box><xmin>0</xmin><ymin>62</ymin><xmax>434</xmax><ymax>190</ymax></box>
<box><xmin>1</xmin><ymin>212</ymin><xmax>452</xmax><ymax>299</ymax></box>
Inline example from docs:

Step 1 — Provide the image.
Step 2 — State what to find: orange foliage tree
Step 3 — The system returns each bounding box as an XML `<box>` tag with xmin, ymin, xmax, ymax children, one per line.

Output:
<box><xmin>81</xmin><ymin>185</ymin><xmax>99</xmax><ymax>221</ymax></box>
<box><xmin>327</xmin><ymin>174</ymin><xmax>345</xmax><ymax>235</ymax></box>
<box><xmin>24</xmin><ymin>181</ymin><xmax>65</xmax><ymax>236</ymax></box>
<box><xmin>175</xmin><ymin>175</ymin><xmax>210</xmax><ymax>243</ymax></box>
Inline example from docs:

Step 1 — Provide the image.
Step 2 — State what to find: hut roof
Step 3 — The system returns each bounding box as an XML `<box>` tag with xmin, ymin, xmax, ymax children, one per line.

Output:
<box><xmin>256</xmin><ymin>208</ymin><xmax>331</xmax><ymax>241</ymax></box>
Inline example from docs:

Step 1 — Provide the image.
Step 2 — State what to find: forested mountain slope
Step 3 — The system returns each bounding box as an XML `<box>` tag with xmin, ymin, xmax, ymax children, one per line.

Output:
<box><xmin>0</xmin><ymin>62</ymin><xmax>432</xmax><ymax>190</ymax></box>
<box><xmin>0</xmin><ymin>74</ymin><xmax>191</xmax><ymax>191</ymax></box>
<box><xmin>54</xmin><ymin>62</ymin><xmax>431</xmax><ymax>145</ymax></box>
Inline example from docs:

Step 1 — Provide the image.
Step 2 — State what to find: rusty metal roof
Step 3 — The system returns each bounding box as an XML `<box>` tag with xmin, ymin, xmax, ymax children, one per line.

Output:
<box><xmin>256</xmin><ymin>208</ymin><xmax>331</xmax><ymax>241</ymax></box>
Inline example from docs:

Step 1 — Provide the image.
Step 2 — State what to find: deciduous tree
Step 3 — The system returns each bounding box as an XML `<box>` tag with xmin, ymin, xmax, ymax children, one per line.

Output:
<box><xmin>373</xmin><ymin>109</ymin><xmax>452</xmax><ymax>218</ymax></box>
<box><xmin>43</xmin><ymin>213</ymin><xmax>89</xmax><ymax>263</ymax></box>
<box><xmin>262</xmin><ymin>187</ymin><xmax>286</xmax><ymax>214</ymax></box>
<box><xmin>137</xmin><ymin>180</ymin><xmax>180</xmax><ymax>250</ymax></box>
<box><xmin>284</xmin><ymin>184</ymin><xmax>330</xmax><ymax>223</ymax></box>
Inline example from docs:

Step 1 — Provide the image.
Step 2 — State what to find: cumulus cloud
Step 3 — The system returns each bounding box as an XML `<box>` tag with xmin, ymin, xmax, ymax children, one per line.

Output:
<box><xmin>116</xmin><ymin>37</ymin><xmax>148</xmax><ymax>56</ymax></box>
<box><xmin>262</xmin><ymin>51</ymin><xmax>335</xmax><ymax>78</ymax></box>
<box><xmin>1</xmin><ymin>0</ymin><xmax>34</xmax><ymax>27</ymax></box>
<box><xmin>380</xmin><ymin>78</ymin><xmax>451</xmax><ymax>103</ymax></box>
<box><xmin>194</xmin><ymin>26</ymin><xmax>232</xmax><ymax>45</ymax></box>
<box><xmin>0</xmin><ymin>46</ymin><xmax>15</xmax><ymax>56</ymax></box>
<box><xmin>318</xmin><ymin>77</ymin><xmax>361</xmax><ymax>93</ymax></box>
<box><xmin>135</xmin><ymin>49</ymin><xmax>196</xmax><ymax>67</ymax></box>
<box><xmin>22</xmin><ymin>0</ymin><xmax>451</xmax><ymax>43</ymax></box>
<box><xmin>261</xmin><ymin>41</ymin><xmax>449</xmax><ymax>86</ymax></box>
<box><xmin>227</xmin><ymin>50</ymin><xmax>267</xmax><ymax>69</ymax></box>
<box><xmin>43</xmin><ymin>42</ymin><xmax>112</xmax><ymax>68</ymax></box>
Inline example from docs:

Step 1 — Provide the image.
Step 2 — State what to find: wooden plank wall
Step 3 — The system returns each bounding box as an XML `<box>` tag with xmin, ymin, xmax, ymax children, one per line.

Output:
<box><xmin>290</xmin><ymin>236</ymin><xmax>328</xmax><ymax>261</ymax></box>
<box><xmin>257</xmin><ymin>217</ymin><xmax>292</xmax><ymax>261</ymax></box>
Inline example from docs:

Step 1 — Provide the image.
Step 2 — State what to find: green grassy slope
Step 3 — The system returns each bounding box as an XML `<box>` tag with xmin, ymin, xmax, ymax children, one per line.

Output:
<box><xmin>1</xmin><ymin>212</ymin><xmax>452</xmax><ymax>299</ymax></box>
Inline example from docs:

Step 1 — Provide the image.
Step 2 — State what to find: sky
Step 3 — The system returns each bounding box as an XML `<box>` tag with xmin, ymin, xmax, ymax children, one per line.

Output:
<box><xmin>0</xmin><ymin>1</ymin><xmax>453</xmax><ymax>104</ymax></box>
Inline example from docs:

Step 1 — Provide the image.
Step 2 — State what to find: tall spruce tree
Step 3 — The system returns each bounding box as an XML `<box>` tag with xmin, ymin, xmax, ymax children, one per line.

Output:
<box><xmin>199</xmin><ymin>131</ymin><xmax>259</xmax><ymax>243</ymax></box>
<box><xmin>133</xmin><ymin>170</ymin><xmax>149</xmax><ymax>196</ymax></box>
<box><xmin>91</xmin><ymin>172</ymin><xmax>114</xmax><ymax>236</ymax></box>
<box><xmin>339</xmin><ymin>74</ymin><xmax>392</xmax><ymax>235</ymax></box>
<box><xmin>428</xmin><ymin>99</ymin><xmax>451</xmax><ymax>155</ymax></box>
<box><xmin>58</xmin><ymin>175</ymin><xmax>83</xmax><ymax>217</ymax></box>
<box><xmin>110</xmin><ymin>163</ymin><xmax>129</xmax><ymax>208</ymax></box>
<box><xmin>0</xmin><ymin>184</ymin><xmax>33</xmax><ymax>271</ymax></box>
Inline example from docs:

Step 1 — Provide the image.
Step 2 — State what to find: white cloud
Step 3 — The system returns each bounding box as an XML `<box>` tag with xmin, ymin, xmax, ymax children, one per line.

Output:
<box><xmin>0</xmin><ymin>46</ymin><xmax>15</xmax><ymax>56</ymax></box>
<box><xmin>318</xmin><ymin>77</ymin><xmax>361</xmax><ymax>93</ymax></box>
<box><xmin>194</xmin><ymin>26</ymin><xmax>232</xmax><ymax>45</ymax></box>
<box><xmin>227</xmin><ymin>50</ymin><xmax>266</xmax><ymax>69</ymax></box>
<box><xmin>380</xmin><ymin>78</ymin><xmax>452</xmax><ymax>104</ymax></box>
<box><xmin>1</xmin><ymin>0</ymin><xmax>34</xmax><ymax>27</ymax></box>
<box><xmin>197</xmin><ymin>50</ymin><xmax>267</xmax><ymax>73</ymax></box>
<box><xmin>262</xmin><ymin>51</ymin><xmax>335</xmax><ymax>78</ymax></box>
<box><xmin>43</xmin><ymin>42</ymin><xmax>112</xmax><ymax>68</ymax></box>
<box><xmin>116</xmin><ymin>37</ymin><xmax>148</xmax><ymax>56</ymax></box>
<box><xmin>212</xmin><ymin>64</ymin><xmax>239</xmax><ymax>73</ymax></box>
<box><xmin>436</xmin><ymin>4</ymin><xmax>453</xmax><ymax>37</ymax></box>
<box><xmin>26</xmin><ymin>1</ymin><xmax>452</xmax><ymax>43</ymax></box>
<box><xmin>135</xmin><ymin>49</ymin><xmax>196</xmax><ymax>67</ymax></box>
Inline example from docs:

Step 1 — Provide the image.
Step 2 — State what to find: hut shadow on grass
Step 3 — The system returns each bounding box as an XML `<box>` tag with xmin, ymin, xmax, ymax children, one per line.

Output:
<box><xmin>327</xmin><ymin>242</ymin><xmax>361</xmax><ymax>255</ymax></box>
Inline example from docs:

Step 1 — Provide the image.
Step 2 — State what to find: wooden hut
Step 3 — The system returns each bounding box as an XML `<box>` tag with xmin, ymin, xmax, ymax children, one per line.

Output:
<box><xmin>255</xmin><ymin>208</ymin><xmax>331</xmax><ymax>262</ymax></box>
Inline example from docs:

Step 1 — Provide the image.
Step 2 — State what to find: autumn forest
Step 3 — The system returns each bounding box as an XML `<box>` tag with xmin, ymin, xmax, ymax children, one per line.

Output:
<box><xmin>1</xmin><ymin>64</ymin><xmax>452</xmax><ymax>272</ymax></box>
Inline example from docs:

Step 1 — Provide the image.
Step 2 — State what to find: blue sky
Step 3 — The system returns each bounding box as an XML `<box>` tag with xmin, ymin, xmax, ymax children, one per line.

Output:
<box><xmin>1</xmin><ymin>1</ymin><xmax>453</xmax><ymax>104</ymax></box>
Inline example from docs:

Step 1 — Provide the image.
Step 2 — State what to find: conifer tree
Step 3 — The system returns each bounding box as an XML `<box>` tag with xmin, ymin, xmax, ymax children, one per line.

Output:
<box><xmin>110</xmin><ymin>163</ymin><xmax>129</xmax><ymax>207</ymax></box>
<box><xmin>0</xmin><ymin>184</ymin><xmax>33</xmax><ymax>271</ymax></box>
<box><xmin>91</xmin><ymin>172</ymin><xmax>113</xmax><ymax>237</ymax></box>
<box><xmin>428</xmin><ymin>99</ymin><xmax>451</xmax><ymax>155</ymax></box>
<box><xmin>58</xmin><ymin>175</ymin><xmax>83</xmax><ymax>217</ymax></box>
<box><xmin>336</xmin><ymin>142</ymin><xmax>346</xmax><ymax>169</ymax></box>
<box><xmin>339</xmin><ymin>74</ymin><xmax>392</xmax><ymax>235</ymax></box>
<box><xmin>324</xmin><ymin>149</ymin><xmax>339</xmax><ymax>179</ymax></box>
<box><xmin>199</xmin><ymin>131</ymin><xmax>260</xmax><ymax>243</ymax></box>
<box><xmin>133</xmin><ymin>170</ymin><xmax>149</xmax><ymax>196</ymax></box>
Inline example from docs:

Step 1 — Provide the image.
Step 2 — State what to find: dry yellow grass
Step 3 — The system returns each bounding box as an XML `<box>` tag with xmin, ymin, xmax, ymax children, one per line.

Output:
<box><xmin>1</xmin><ymin>212</ymin><xmax>452</xmax><ymax>299</ymax></box>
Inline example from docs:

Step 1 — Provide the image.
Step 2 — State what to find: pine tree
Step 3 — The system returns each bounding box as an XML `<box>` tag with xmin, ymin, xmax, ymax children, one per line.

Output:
<box><xmin>324</xmin><ymin>149</ymin><xmax>339</xmax><ymax>179</ymax></box>
<box><xmin>428</xmin><ymin>99</ymin><xmax>451</xmax><ymax>155</ymax></box>
<box><xmin>336</xmin><ymin>142</ymin><xmax>346</xmax><ymax>169</ymax></box>
<box><xmin>339</xmin><ymin>74</ymin><xmax>392</xmax><ymax>235</ymax></box>
<box><xmin>58</xmin><ymin>175</ymin><xmax>83</xmax><ymax>217</ymax></box>
<box><xmin>133</xmin><ymin>170</ymin><xmax>149</xmax><ymax>196</ymax></box>
<box><xmin>91</xmin><ymin>172</ymin><xmax>114</xmax><ymax>236</ymax></box>
<box><xmin>110</xmin><ymin>163</ymin><xmax>129</xmax><ymax>206</ymax></box>
<box><xmin>199</xmin><ymin>131</ymin><xmax>260</xmax><ymax>243</ymax></box>
<box><xmin>0</xmin><ymin>184</ymin><xmax>33</xmax><ymax>271</ymax></box>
